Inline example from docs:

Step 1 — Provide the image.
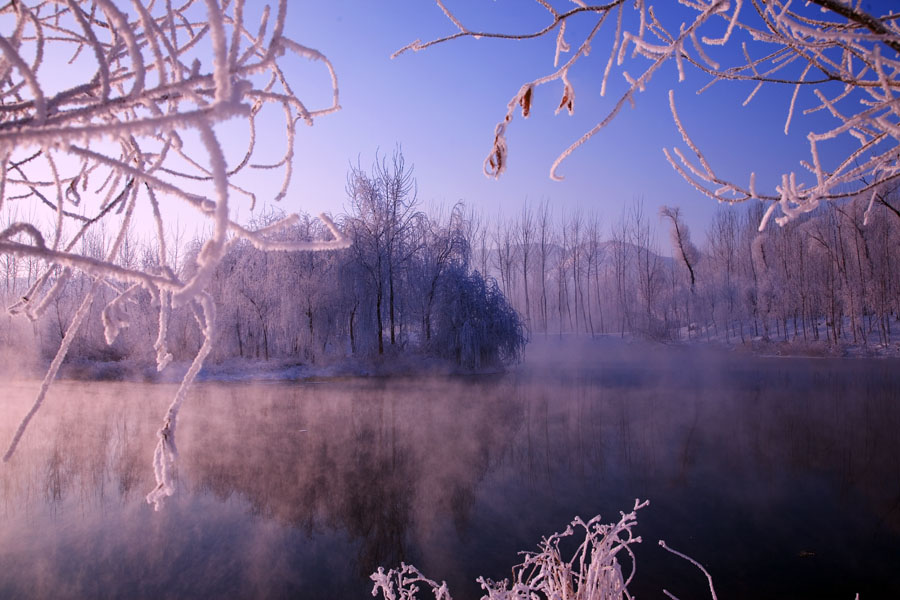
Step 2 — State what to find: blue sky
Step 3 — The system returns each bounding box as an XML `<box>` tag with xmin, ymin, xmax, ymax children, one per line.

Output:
<box><xmin>247</xmin><ymin>0</ymin><xmax>856</xmax><ymax>248</ymax></box>
<box><xmin>220</xmin><ymin>2</ymin><xmax>850</xmax><ymax>248</ymax></box>
<box><xmin>3</xmin><ymin>1</ymin><xmax>865</xmax><ymax>250</ymax></box>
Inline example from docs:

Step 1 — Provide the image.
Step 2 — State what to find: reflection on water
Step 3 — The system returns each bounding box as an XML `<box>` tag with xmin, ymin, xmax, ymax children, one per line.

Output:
<box><xmin>1</xmin><ymin>339</ymin><xmax>899</xmax><ymax>599</ymax></box>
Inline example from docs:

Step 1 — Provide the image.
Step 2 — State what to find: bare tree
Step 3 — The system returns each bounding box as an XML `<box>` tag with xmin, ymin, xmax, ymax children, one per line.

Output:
<box><xmin>516</xmin><ymin>202</ymin><xmax>535</xmax><ymax>330</ymax></box>
<box><xmin>628</xmin><ymin>201</ymin><xmax>663</xmax><ymax>337</ymax></box>
<box><xmin>493</xmin><ymin>216</ymin><xmax>518</xmax><ymax>303</ymax></box>
<box><xmin>610</xmin><ymin>213</ymin><xmax>631</xmax><ymax>337</ymax></box>
<box><xmin>583</xmin><ymin>213</ymin><xmax>603</xmax><ymax>337</ymax></box>
<box><xmin>706</xmin><ymin>208</ymin><xmax>739</xmax><ymax>340</ymax></box>
<box><xmin>660</xmin><ymin>206</ymin><xmax>698</xmax><ymax>291</ymax></box>
<box><xmin>537</xmin><ymin>199</ymin><xmax>552</xmax><ymax>336</ymax></box>
<box><xmin>566</xmin><ymin>209</ymin><xmax>586</xmax><ymax>334</ymax></box>
<box><xmin>375</xmin><ymin>150</ymin><xmax>421</xmax><ymax>348</ymax></box>
<box><xmin>554</xmin><ymin>225</ymin><xmax>570</xmax><ymax>336</ymax></box>
<box><xmin>344</xmin><ymin>150</ymin><xmax>421</xmax><ymax>354</ymax></box>
<box><xmin>345</xmin><ymin>166</ymin><xmax>388</xmax><ymax>355</ymax></box>
<box><xmin>413</xmin><ymin>203</ymin><xmax>468</xmax><ymax>342</ymax></box>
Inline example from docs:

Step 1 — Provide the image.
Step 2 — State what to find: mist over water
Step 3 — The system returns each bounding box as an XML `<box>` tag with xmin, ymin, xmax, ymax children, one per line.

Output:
<box><xmin>1</xmin><ymin>339</ymin><xmax>899</xmax><ymax>599</ymax></box>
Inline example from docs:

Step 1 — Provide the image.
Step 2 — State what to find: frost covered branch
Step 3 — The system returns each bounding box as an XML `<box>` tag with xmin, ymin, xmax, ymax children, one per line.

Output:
<box><xmin>658</xmin><ymin>540</ymin><xmax>719</xmax><ymax>600</ymax></box>
<box><xmin>0</xmin><ymin>1</ymin><xmax>348</xmax><ymax>509</ymax></box>
<box><xmin>403</xmin><ymin>0</ymin><xmax>900</xmax><ymax>228</ymax></box>
<box><xmin>371</xmin><ymin>564</ymin><xmax>452</xmax><ymax>600</ymax></box>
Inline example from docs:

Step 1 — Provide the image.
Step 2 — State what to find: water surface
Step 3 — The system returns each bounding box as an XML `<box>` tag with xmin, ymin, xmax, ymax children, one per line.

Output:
<box><xmin>1</xmin><ymin>339</ymin><xmax>898</xmax><ymax>599</ymax></box>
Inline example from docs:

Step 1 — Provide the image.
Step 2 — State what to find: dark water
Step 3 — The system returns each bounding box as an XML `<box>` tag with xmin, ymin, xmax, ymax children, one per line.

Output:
<box><xmin>1</xmin><ymin>338</ymin><xmax>899</xmax><ymax>599</ymax></box>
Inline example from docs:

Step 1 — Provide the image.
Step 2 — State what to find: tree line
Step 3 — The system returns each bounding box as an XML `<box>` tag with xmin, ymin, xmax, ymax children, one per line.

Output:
<box><xmin>0</xmin><ymin>152</ymin><xmax>526</xmax><ymax>370</ymax></box>
<box><xmin>477</xmin><ymin>193</ymin><xmax>900</xmax><ymax>347</ymax></box>
<box><xmin>4</xmin><ymin>160</ymin><xmax>899</xmax><ymax>367</ymax></box>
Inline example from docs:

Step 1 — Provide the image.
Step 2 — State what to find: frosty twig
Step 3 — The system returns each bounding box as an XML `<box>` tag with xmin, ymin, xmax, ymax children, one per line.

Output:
<box><xmin>403</xmin><ymin>0</ymin><xmax>900</xmax><ymax>228</ymax></box>
<box><xmin>0</xmin><ymin>1</ymin><xmax>348</xmax><ymax>509</ymax></box>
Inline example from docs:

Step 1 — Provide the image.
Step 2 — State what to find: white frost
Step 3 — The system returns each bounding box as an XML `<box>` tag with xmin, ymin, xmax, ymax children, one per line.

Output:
<box><xmin>0</xmin><ymin>1</ymin><xmax>346</xmax><ymax>511</ymax></box>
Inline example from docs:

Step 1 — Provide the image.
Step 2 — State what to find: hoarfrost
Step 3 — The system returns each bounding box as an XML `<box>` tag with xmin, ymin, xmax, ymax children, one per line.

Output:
<box><xmin>0</xmin><ymin>0</ymin><xmax>348</xmax><ymax>509</ymax></box>
<box><xmin>373</xmin><ymin>499</ymin><xmax>653</xmax><ymax>600</ymax></box>
<box><xmin>404</xmin><ymin>0</ymin><xmax>900</xmax><ymax>227</ymax></box>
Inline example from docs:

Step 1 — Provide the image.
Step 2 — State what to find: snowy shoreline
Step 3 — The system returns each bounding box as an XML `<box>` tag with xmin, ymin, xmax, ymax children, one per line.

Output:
<box><xmin>714</xmin><ymin>338</ymin><xmax>900</xmax><ymax>359</ymax></box>
<box><xmin>51</xmin><ymin>352</ymin><xmax>508</xmax><ymax>384</ymax></box>
<box><xmin>45</xmin><ymin>335</ymin><xmax>900</xmax><ymax>384</ymax></box>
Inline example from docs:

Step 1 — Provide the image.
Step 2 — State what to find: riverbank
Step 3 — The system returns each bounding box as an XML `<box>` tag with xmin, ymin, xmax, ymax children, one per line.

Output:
<box><xmin>52</xmin><ymin>351</ymin><xmax>506</xmax><ymax>384</ymax></box>
<box><xmin>32</xmin><ymin>331</ymin><xmax>900</xmax><ymax>384</ymax></box>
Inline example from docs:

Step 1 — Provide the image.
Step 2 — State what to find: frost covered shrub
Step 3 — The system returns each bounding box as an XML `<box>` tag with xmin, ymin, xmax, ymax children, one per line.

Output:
<box><xmin>372</xmin><ymin>500</ymin><xmax>728</xmax><ymax>600</ymax></box>
<box><xmin>372</xmin><ymin>500</ymin><xmax>672</xmax><ymax>600</ymax></box>
<box><xmin>430</xmin><ymin>265</ymin><xmax>525</xmax><ymax>369</ymax></box>
<box><xmin>371</xmin><ymin>564</ymin><xmax>452</xmax><ymax>600</ymax></box>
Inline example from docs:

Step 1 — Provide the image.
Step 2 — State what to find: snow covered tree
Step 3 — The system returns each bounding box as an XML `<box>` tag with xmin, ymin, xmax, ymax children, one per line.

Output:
<box><xmin>401</xmin><ymin>0</ymin><xmax>900</xmax><ymax>228</ymax></box>
<box><xmin>660</xmin><ymin>206</ymin><xmax>698</xmax><ymax>291</ymax></box>
<box><xmin>0</xmin><ymin>1</ymin><xmax>348</xmax><ymax>508</ymax></box>
<box><xmin>431</xmin><ymin>263</ymin><xmax>526</xmax><ymax>369</ymax></box>
<box><xmin>660</xmin><ymin>205</ymin><xmax>699</xmax><ymax>335</ymax></box>
<box><xmin>537</xmin><ymin>199</ymin><xmax>553</xmax><ymax>335</ymax></box>
<box><xmin>705</xmin><ymin>208</ymin><xmax>741</xmax><ymax>340</ymax></box>
<box><xmin>344</xmin><ymin>150</ymin><xmax>422</xmax><ymax>355</ymax></box>
<box><xmin>515</xmin><ymin>203</ymin><xmax>535</xmax><ymax>330</ymax></box>
<box><xmin>408</xmin><ymin>203</ymin><xmax>468</xmax><ymax>342</ymax></box>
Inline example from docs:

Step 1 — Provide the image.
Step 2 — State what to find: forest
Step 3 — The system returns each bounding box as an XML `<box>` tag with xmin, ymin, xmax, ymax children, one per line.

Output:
<box><xmin>482</xmin><ymin>191</ymin><xmax>900</xmax><ymax>349</ymax></box>
<box><xmin>0</xmin><ymin>152</ymin><xmax>527</xmax><ymax>372</ymax></box>
<box><xmin>4</xmin><ymin>153</ymin><xmax>897</xmax><ymax>373</ymax></box>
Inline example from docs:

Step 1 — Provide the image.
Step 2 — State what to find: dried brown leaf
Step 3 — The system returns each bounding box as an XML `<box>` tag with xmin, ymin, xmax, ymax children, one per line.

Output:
<box><xmin>558</xmin><ymin>89</ymin><xmax>574</xmax><ymax>115</ymax></box>
<box><xmin>520</xmin><ymin>86</ymin><xmax>533</xmax><ymax>118</ymax></box>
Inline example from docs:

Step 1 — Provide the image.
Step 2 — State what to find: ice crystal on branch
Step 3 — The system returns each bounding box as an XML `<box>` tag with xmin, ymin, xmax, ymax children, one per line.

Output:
<box><xmin>401</xmin><ymin>0</ymin><xmax>900</xmax><ymax>228</ymax></box>
<box><xmin>0</xmin><ymin>0</ymin><xmax>348</xmax><ymax>509</ymax></box>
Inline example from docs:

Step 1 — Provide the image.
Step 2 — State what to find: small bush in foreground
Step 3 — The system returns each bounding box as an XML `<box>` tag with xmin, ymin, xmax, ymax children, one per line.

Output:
<box><xmin>371</xmin><ymin>499</ymin><xmax>721</xmax><ymax>600</ymax></box>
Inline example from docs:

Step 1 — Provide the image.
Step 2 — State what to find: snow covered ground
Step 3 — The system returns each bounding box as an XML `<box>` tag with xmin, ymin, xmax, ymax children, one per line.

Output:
<box><xmin>676</xmin><ymin>315</ymin><xmax>900</xmax><ymax>359</ymax></box>
<box><xmin>46</xmin><ymin>330</ymin><xmax>900</xmax><ymax>385</ymax></box>
<box><xmin>23</xmin><ymin>310</ymin><xmax>898</xmax><ymax>384</ymax></box>
<box><xmin>52</xmin><ymin>350</ymin><xmax>508</xmax><ymax>384</ymax></box>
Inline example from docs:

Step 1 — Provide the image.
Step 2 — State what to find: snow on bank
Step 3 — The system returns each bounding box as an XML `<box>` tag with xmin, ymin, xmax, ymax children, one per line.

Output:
<box><xmin>525</xmin><ymin>330</ymin><xmax>900</xmax><ymax>362</ymax></box>
<box><xmin>725</xmin><ymin>338</ymin><xmax>900</xmax><ymax>359</ymax></box>
<box><xmin>46</xmin><ymin>330</ymin><xmax>900</xmax><ymax>384</ymax></box>
<box><xmin>53</xmin><ymin>352</ymin><xmax>509</xmax><ymax>384</ymax></box>
<box><xmin>671</xmin><ymin>314</ymin><xmax>900</xmax><ymax>359</ymax></box>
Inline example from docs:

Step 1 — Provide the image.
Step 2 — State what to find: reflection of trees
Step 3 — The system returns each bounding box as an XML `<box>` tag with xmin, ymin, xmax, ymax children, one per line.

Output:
<box><xmin>3</xmin><ymin>366</ymin><xmax>899</xmax><ymax>531</ymax></box>
<box><xmin>336</xmin><ymin>411</ymin><xmax>413</xmax><ymax>576</ymax></box>
<box><xmin>508</xmin><ymin>359</ymin><xmax>900</xmax><ymax>533</ymax></box>
<box><xmin>2</xmin><ymin>357</ymin><xmax>900</xmax><ymax>597</ymax></box>
<box><xmin>1</xmin><ymin>378</ymin><xmax>526</xmax><ymax>597</ymax></box>
<box><xmin>111</xmin><ymin>411</ymin><xmax>142</xmax><ymax>502</ymax></box>
<box><xmin>0</xmin><ymin>382</ymin><xmax>159</xmax><ymax>514</ymax></box>
<box><xmin>44</xmin><ymin>441</ymin><xmax>64</xmax><ymax>505</ymax></box>
<box><xmin>481</xmin><ymin>356</ymin><xmax>900</xmax><ymax>600</ymax></box>
<box><xmin>3</xmin><ymin>366</ymin><xmax>899</xmax><ymax>530</ymax></box>
<box><xmin>182</xmin><ymin>378</ymin><xmax>523</xmax><ymax>575</ymax></box>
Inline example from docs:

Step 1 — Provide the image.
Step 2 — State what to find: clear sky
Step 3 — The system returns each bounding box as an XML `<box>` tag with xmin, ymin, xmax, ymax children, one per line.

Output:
<box><xmin>225</xmin><ymin>1</ymin><xmax>851</xmax><ymax>249</ymax></box>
